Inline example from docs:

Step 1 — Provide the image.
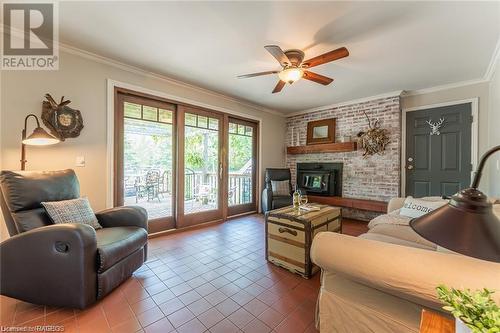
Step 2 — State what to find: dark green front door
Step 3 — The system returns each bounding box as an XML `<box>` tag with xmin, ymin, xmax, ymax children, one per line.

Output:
<box><xmin>405</xmin><ymin>103</ymin><xmax>472</xmax><ymax>197</ymax></box>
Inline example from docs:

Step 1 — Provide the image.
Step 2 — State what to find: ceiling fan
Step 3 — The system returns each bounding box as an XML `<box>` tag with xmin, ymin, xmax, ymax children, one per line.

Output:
<box><xmin>237</xmin><ymin>45</ymin><xmax>349</xmax><ymax>93</ymax></box>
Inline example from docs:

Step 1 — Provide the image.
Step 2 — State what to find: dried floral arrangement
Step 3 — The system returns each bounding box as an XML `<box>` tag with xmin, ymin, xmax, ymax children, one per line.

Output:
<box><xmin>356</xmin><ymin>111</ymin><xmax>390</xmax><ymax>157</ymax></box>
<box><xmin>42</xmin><ymin>93</ymin><xmax>84</xmax><ymax>141</ymax></box>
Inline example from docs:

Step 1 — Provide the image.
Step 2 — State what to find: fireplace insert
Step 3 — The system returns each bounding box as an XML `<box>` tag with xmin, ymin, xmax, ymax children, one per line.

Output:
<box><xmin>296</xmin><ymin>163</ymin><xmax>342</xmax><ymax>196</ymax></box>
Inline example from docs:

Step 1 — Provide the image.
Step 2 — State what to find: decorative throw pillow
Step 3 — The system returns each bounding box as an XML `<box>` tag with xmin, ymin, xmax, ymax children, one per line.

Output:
<box><xmin>42</xmin><ymin>197</ymin><xmax>102</xmax><ymax>229</ymax></box>
<box><xmin>399</xmin><ymin>196</ymin><xmax>447</xmax><ymax>218</ymax></box>
<box><xmin>271</xmin><ymin>180</ymin><xmax>290</xmax><ymax>196</ymax></box>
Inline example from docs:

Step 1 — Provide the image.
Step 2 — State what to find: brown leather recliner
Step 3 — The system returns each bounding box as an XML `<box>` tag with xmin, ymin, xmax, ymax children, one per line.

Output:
<box><xmin>0</xmin><ymin>169</ymin><xmax>148</xmax><ymax>309</ymax></box>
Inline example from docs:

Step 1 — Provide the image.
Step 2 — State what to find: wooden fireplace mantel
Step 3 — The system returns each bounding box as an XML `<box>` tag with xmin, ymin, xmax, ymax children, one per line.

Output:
<box><xmin>308</xmin><ymin>195</ymin><xmax>388</xmax><ymax>213</ymax></box>
<box><xmin>287</xmin><ymin>142</ymin><xmax>357</xmax><ymax>154</ymax></box>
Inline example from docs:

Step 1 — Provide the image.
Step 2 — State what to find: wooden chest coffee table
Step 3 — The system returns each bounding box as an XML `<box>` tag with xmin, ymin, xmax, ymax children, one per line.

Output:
<box><xmin>265</xmin><ymin>204</ymin><xmax>341</xmax><ymax>279</ymax></box>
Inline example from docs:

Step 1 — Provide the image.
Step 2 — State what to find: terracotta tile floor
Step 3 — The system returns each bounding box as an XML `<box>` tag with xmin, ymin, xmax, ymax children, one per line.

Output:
<box><xmin>0</xmin><ymin>215</ymin><xmax>367</xmax><ymax>333</ymax></box>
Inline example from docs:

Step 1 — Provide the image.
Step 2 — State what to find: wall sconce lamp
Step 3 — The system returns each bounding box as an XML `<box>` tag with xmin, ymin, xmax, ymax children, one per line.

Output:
<box><xmin>20</xmin><ymin>114</ymin><xmax>60</xmax><ymax>170</ymax></box>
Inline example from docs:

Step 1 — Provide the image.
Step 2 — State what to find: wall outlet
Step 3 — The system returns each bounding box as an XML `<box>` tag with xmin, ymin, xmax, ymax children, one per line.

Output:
<box><xmin>76</xmin><ymin>156</ymin><xmax>85</xmax><ymax>167</ymax></box>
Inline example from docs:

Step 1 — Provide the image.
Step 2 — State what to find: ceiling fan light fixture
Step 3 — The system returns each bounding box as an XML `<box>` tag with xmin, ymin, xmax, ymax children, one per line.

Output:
<box><xmin>238</xmin><ymin>45</ymin><xmax>347</xmax><ymax>93</ymax></box>
<box><xmin>278</xmin><ymin>67</ymin><xmax>304</xmax><ymax>83</ymax></box>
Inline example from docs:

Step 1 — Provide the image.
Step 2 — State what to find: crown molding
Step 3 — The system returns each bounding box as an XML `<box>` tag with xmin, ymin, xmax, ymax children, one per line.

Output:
<box><xmin>287</xmin><ymin>36</ymin><xmax>500</xmax><ymax>117</ymax></box>
<box><xmin>58</xmin><ymin>42</ymin><xmax>285</xmax><ymax>117</ymax></box>
<box><xmin>7</xmin><ymin>23</ymin><xmax>498</xmax><ymax>119</ymax></box>
<box><xmin>401</xmin><ymin>78</ymin><xmax>489</xmax><ymax>97</ymax></box>
<box><xmin>484</xmin><ymin>36</ymin><xmax>500</xmax><ymax>81</ymax></box>
<box><xmin>286</xmin><ymin>90</ymin><xmax>403</xmax><ymax>117</ymax></box>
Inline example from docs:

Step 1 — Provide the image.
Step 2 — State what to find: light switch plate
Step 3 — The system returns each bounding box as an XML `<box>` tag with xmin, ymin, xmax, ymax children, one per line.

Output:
<box><xmin>76</xmin><ymin>156</ymin><xmax>85</xmax><ymax>167</ymax></box>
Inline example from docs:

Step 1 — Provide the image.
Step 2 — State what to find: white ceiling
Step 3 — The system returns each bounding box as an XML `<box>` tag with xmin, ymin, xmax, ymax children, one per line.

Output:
<box><xmin>59</xmin><ymin>1</ymin><xmax>500</xmax><ymax>114</ymax></box>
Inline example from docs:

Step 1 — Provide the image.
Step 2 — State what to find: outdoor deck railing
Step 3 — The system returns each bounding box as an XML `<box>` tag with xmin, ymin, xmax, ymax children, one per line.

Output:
<box><xmin>125</xmin><ymin>170</ymin><xmax>252</xmax><ymax>206</ymax></box>
<box><xmin>228</xmin><ymin>173</ymin><xmax>252</xmax><ymax>205</ymax></box>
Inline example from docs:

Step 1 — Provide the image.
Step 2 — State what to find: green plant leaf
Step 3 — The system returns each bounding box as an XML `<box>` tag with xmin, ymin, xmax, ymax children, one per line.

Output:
<box><xmin>436</xmin><ymin>286</ymin><xmax>500</xmax><ymax>331</ymax></box>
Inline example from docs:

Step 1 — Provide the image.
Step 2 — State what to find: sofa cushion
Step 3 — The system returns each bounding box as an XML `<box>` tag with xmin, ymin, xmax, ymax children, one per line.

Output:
<box><xmin>400</xmin><ymin>197</ymin><xmax>446</xmax><ymax>218</ymax></box>
<box><xmin>359</xmin><ymin>232</ymin><xmax>436</xmax><ymax>250</ymax></box>
<box><xmin>366</xmin><ymin>209</ymin><xmax>437</xmax><ymax>250</ymax></box>
<box><xmin>368</xmin><ymin>212</ymin><xmax>411</xmax><ymax>228</ymax></box>
<box><xmin>42</xmin><ymin>197</ymin><xmax>102</xmax><ymax>230</ymax></box>
<box><xmin>367</xmin><ymin>224</ymin><xmax>437</xmax><ymax>250</ymax></box>
<box><xmin>96</xmin><ymin>227</ymin><xmax>147</xmax><ymax>273</ymax></box>
<box><xmin>271</xmin><ymin>180</ymin><xmax>290</xmax><ymax>196</ymax></box>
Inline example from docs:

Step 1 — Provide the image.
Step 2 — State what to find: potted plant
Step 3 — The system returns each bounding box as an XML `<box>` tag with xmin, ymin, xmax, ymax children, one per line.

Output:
<box><xmin>436</xmin><ymin>285</ymin><xmax>500</xmax><ymax>333</ymax></box>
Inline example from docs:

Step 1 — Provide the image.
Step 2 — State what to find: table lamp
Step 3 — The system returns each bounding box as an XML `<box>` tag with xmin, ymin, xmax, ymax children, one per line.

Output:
<box><xmin>410</xmin><ymin>145</ymin><xmax>500</xmax><ymax>262</ymax></box>
<box><xmin>20</xmin><ymin>114</ymin><xmax>59</xmax><ymax>170</ymax></box>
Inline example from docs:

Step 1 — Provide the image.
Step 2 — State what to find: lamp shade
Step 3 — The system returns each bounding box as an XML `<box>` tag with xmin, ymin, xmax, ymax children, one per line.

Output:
<box><xmin>22</xmin><ymin>126</ymin><xmax>59</xmax><ymax>145</ymax></box>
<box><xmin>410</xmin><ymin>188</ymin><xmax>500</xmax><ymax>262</ymax></box>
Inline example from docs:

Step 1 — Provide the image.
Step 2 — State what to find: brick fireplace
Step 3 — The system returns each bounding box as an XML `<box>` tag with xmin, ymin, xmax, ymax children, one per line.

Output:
<box><xmin>286</xmin><ymin>95</ymin><xmax>402</xmax><ymax>220</ymax></box>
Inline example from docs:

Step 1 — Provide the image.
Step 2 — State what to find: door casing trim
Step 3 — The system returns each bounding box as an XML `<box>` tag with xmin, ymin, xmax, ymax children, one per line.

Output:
<box><xmin>106</xmin><ymin>79</ymin><xmax>263</xmax><ymax>213</ymax></box>
<box><xmin>401</xmin><ymin>98</ymin><xmax>479</xmax><ymax>196</ymax></box>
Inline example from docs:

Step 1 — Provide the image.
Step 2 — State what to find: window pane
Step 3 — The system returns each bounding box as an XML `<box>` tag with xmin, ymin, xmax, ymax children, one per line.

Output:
<box><xmin>209</xmin><ymin>118</ymin><xmax>219</xmax><ymax>130</ymax></box>
<box><xmin>124</xmin><ymin>102</ymin><xmax>141</xmax><ymax>118</ymax></box>
<box><xmin>143</xmin><ymin>106</ymin><xmax>158</xmax><ymax>121</ymax></box>
<box><xmin>245</xmin><ymin>126</ymin><xmax>253</xmax><ymax>137</ymax></box>
<box><xmin>238</xmin><ymin>124</ymin><xmax>246</xmax><ymax>135</ymax></box>
<box><xmin>123</xmin><ymin>117</ymin><xmax>173</xmax><ymax>219</ymax></box>
<box><xmin>185</xmin><ymin>113</ymin><xmax>197</xmax><ymax>126</ymax></box>
<box><xmin>198</xmin><ymin>116</ymin><xmax>208</xmax><ymax>128</ymax></box>
<box><xmin>184</xmin><ymin>117</ymin><xmax>219</xmax><ymax>214</ymax></box>
<box><xmin>229</xmin><ymin>123</ymin><xmax>237</xmax><ymax>134</ymax></box>
<box><xmin>159</xmin><ymin>109</ymin><xmax>173</xmax><ymax>123</ymax></box>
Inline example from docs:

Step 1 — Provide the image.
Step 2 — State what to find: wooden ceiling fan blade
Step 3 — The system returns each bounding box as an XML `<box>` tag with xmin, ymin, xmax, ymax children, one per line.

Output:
<box><xmin>302</xmin><ymin>47</ymin><xmax>349</xmax><ymax>68</ymax></box>
<box><xmin>272</xmin><ymin>80</ymin><xmax>286</xmax><ymax>93</ymax></box>
<box><xmin>303</xmin><ymin>71</ymin><xmax>334</xmax><ymax>85</ymax></box>
<box><xmin>237</xmin><ymin>71</ymin><xmax>279</xmax><ymax>78</ymax></box>
<box><xmin>264</xmin><ymin>45</ymin><xmax>291</xmax><ymax>67</ymax></box>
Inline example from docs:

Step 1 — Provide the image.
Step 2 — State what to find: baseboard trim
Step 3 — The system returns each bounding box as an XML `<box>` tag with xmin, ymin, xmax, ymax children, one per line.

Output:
<box><xmin>227</xmin><ymin>211</ymin><xmax>258</xmax><ymax>219</ymax></box>
<box><xmin>147</xmin><ymin>219</ymin><xmax>224</xmax><ymax>239</ymax></box>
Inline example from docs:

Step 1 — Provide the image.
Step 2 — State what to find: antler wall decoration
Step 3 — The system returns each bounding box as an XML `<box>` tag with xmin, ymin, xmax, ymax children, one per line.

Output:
<box><xmin>357</xmin><ymin>111</ymin><xmax>390</xmax><ymax>157</ymax></box>
<box><xmin>426</xmin><ymin>118</ymin><xmax>445</xmax><ymax>136</ymax></box>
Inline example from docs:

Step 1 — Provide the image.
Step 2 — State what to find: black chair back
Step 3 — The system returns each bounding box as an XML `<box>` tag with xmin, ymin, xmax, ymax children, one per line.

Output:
<box><xmin>264</xmin><ymin>168</ymin><xmax>292</xmax><ymax>194</ymax></box>
<box><xmin>0</xmin><ymin>169</ymin><xmax>79</xmax><ymax>235</ymax></box>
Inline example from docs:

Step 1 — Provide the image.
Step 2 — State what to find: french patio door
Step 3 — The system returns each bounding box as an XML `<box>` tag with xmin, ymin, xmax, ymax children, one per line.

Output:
<box><xmin>115</xmin><ymin>89</ymin><xmax>258</xmax><ymax>234</ymax></box>
<box><xmin>115</xmin><ymin>92</ymin><xmax>176</xmax><ymax>233</ymax></box>
<box><xmin>177</xmin><ymin>105</ymin><xmax>223</xmax><ymax>228</ymax></box>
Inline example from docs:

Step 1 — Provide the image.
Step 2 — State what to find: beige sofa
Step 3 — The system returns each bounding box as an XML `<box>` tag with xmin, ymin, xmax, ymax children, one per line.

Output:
<box><xmin>311</xmin><ymin>197</ymin><xmax>500</xmax><ymax>333</ymax></box>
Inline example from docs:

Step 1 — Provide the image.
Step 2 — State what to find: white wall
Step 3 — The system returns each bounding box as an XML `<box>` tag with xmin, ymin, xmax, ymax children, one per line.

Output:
<box><xmin>401</xmin><ymin>82</ymin><xmax>491</xmax><ymax>194</ymax></box>
<box><xmin>0</xmin><ymin>49</ymin><xmax>286</xmax><ymax>240</ymax></box>
<box><xmin>488</xmin><ymin>56</ymin><xmax>500</xmax><ymax>198</ymax></box>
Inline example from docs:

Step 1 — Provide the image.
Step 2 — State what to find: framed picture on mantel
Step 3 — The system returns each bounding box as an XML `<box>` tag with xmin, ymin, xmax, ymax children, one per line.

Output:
<box><xmin>307</xmin><ymin>118</ymin><xmax>336</xmax><ymax>145</ymax></box>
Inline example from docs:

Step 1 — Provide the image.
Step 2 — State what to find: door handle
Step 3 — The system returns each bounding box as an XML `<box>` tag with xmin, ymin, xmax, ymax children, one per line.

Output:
<box><xmin>407</xmin><ymin>165</ymin><xmax>414</xmax><ymax>170</ymax></box>
<box><xmin>219</xmin><ymin>162</ymin><xmax>223</xmax><ymax>179</ymax></box>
